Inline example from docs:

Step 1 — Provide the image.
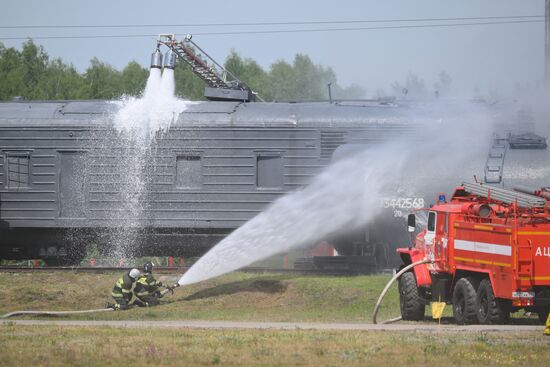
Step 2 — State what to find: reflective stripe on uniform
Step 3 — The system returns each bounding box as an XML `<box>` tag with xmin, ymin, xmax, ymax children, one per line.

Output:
<box><xmin>137</xmin><ymin>278</ymin><xmax>148</xmax><ymax>286</ymax></box>
<box><xmin>135</xmin><ymin>275</ymin><xmax>156</xmax><ymax>297</ymax></box>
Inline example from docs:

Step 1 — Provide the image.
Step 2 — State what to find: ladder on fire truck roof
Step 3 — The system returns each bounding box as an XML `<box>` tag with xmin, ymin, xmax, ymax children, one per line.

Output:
<box><xmin>484</xmin><ymin>130</ymin><xmax>547</xmax><ymax>185</ymax></box>
<box><xmin>484</xmin><ymin>133</ymin><xmax>507</xmax><ymax>184</ymax></box>
<box><xmin>157</xmin><ymin>34</ymin><xmax>260</xmax><ymax>102</ymax></box>
<box><xmin>462</xmin><ymin>181</ymin><xmax>547</xmax><ymax>208</ymax></box>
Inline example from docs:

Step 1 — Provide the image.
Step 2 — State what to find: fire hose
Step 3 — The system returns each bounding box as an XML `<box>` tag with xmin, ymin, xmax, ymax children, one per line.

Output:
<box><xmin>371</xmin><ymin>258</ymin><xmax>432</xmax><ymax>324</ymax></box>
<box><xmin>1</xmin><ymin>283</ymin><xmax>180</xmax><ymax>319</ymax></box>
<box><xmin>2</xmin><ymin>264</ymin><xmax>433</xmax><ymax>321</ymax></box>
<box><xmin>1</xmin><ymin>308</ymin><xmax>115</xmax><ymax>318</ymax></box>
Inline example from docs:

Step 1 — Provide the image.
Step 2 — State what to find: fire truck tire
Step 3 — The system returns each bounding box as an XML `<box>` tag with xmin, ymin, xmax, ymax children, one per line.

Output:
<box><xmin>452</xmin><ymin>277</ymin><xmax>478</xmax><ymax>324</ymax></box>
<box><xmin>476</xmin><ymin>278</ymin><xmax>508</xmax><ymax>324</ymax></box>
<box><xmin>398</xmin><ymin>272</ymin><xmax>425</xmax><ymax>321</ymax></box>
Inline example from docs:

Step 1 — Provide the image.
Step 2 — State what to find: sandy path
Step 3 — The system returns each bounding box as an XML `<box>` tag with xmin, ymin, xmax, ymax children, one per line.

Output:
<box><xmin>2</xmin><ymin>319</ymin><xmax>543</xmax><ymax>333</ymax></box>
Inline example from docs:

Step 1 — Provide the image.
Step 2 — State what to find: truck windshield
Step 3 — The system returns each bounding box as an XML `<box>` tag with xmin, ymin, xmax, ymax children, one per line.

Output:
<box><xmin>427</xmin><ymin>211</ymin><xmax>436</xmax><ymax>232</ymax></box>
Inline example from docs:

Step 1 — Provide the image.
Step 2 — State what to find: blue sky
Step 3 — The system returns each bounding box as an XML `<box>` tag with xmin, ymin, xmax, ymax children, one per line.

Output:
<box><xmin>1</xmin><ymin>0</ymin><xmax>545</xmax><ymax>97</ymax></box>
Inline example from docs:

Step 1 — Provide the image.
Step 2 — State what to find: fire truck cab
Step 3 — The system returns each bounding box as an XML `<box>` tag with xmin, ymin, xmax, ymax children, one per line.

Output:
<box><xmin>397</xmin><ymin>182</ymin><xmax>550</xmax><ymax>324</ymax></box>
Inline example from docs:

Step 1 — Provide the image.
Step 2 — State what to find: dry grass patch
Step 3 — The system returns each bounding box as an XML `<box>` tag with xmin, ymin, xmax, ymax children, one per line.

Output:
<box><xmin>1</xmin><ymin>324</ymin><xmax>549</xmax><ymax>367</ymax></box>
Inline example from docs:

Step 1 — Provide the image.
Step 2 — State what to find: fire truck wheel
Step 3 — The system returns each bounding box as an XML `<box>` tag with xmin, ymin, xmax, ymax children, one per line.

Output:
<box><xmin>452</xmin><ymin>277</ymin><xmax>478</xmax><ymax>324</ymax></box>
<box><xmin>398</xmin><ymin>272</ymin><xmax>425</xmax><ymax>321</ymax></box>
<box><xmin>476</xmin><ymin>278</ymin><xmax>508</xmax><ymax>324</ymax></box>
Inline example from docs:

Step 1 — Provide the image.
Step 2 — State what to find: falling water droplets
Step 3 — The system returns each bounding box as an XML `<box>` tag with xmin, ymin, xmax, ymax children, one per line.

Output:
<box><xmin>108</xmin><ymin>67</ymin><xmax>193</xmax><ymax>258</ymax></box>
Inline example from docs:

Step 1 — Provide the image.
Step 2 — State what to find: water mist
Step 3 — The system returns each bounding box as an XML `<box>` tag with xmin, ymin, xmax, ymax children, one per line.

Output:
<box><xmin>108</xmin><ymin>65</ymin><xmax>191</xmax><ymax>258</ymax></box>
<box><xmin>178</xmin><ymin>102</ymin><xmax>497</xmax><ymax>286</ymax></box>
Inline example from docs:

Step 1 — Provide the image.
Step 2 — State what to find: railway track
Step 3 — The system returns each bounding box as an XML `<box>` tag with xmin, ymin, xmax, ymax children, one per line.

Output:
<box><xmin>0</xmin><ymin>265</ymin><xmax>372</xmax><ymax>275</ymax></box>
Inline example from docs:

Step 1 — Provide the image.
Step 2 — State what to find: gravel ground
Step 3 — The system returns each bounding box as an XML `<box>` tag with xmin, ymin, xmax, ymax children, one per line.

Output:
<box><xmin>3</xmin><ymin>319</ymin><xmax>544</xmax><ymax>333</ymax></box>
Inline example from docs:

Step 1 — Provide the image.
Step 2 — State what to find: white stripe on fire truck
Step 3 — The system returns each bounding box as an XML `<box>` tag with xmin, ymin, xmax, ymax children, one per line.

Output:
<box><xmin>454</xmin><ymin>239</ymin><xmax>511</xmax><ymax>256</ymax></box>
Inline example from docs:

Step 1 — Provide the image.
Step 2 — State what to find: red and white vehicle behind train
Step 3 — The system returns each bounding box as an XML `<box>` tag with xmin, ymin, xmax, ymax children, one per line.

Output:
<box><xmin>398</xmin><ymin>181</ymin><xmax>550</xmax><ymax>324</ymax></box>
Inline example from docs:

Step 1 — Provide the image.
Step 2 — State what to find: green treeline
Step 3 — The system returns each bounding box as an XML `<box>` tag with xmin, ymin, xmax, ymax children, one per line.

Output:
<box><xmin>0</xmin><ymin>40</ymin><xmax>365</xmax><ymax>102</ymax></box>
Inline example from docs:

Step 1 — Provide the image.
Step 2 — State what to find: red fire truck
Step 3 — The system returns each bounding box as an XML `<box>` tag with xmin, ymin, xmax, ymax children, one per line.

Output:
<box><xmin>398</xmin><ymin>182</ymin><xmax>550</xmax><ymax>324</ymax></box>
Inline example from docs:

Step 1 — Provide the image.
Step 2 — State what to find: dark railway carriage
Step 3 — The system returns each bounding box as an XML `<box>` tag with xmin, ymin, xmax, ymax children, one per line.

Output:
<box><xmin>0</xmin><ymin>99</ymin><xmax>417</xmax><ymax>264</ymax></box>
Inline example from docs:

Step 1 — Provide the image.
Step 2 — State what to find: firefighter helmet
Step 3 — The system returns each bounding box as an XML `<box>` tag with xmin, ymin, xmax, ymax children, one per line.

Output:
<box><xmin>144</xmin><ymin>262</ymin><xmax>154</xmax><ymax>273</ymax></box>
<box><xmin>129</xmin><ymin>268</ymin><xmax>141</xmax><ymax>279</ymax></box>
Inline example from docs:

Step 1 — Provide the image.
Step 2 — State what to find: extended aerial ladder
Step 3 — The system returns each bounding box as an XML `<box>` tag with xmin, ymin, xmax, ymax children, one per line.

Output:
<box><xmin>155</xmin><ymin>34</ymin><xmax>260</xmax><ymax>102</ymax></box>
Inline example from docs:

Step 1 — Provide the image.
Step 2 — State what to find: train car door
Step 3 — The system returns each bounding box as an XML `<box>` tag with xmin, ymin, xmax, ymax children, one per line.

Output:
<box><xmin>59</xmin><ymin>151</ymin><xmax>86</xmax><ymax>219</ymax></box>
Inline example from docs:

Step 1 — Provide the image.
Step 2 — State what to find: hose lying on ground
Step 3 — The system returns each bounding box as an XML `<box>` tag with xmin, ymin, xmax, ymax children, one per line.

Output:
<box><xmin>2</xmin><ymin>308</ymin><xmax>114</xmax><ymax>319</ymax></box>
<box><xmin>2</xmin><ymin>283</ymin><xmax>181</xmax><ymax>319</ymax></box>
<box><xmin>372</xmin><ymin>258</ymin><xmax>432</xmax><ymax>324</ymax></box>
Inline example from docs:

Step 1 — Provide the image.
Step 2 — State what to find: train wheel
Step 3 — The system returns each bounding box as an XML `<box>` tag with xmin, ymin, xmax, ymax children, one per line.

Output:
<box><xmin>452</xmin><ymin>277</ymin><xmax>478</xmax><ymax>324</ymax></box>
<box><xmin>398</xmin><ymin>271</ymin><xmax>425</xmax><ymax>321</ymax></box>
<box><xmin>476</xmin><ymin>278</ymin><xmax>508</xmax><ymax>324</ymax></box>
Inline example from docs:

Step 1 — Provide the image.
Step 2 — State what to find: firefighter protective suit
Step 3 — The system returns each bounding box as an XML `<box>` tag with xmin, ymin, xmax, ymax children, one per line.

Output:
<box><xmin>111</xmin><ymin>269</ymin><xmax>140</xmax><ymax>310</ymax></box>
<box><xmin>133</xmin><ymin>272</ymin><xmax>164</xmax><ymax>307</ymax></box>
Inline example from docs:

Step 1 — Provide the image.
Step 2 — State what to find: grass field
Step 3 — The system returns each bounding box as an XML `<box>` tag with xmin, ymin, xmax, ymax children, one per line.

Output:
<box><xmin>1</xmin><ymin>324</ymin><xmax>548</xmax><ymax>366</ymax></box>
<box><xmin>2</xmin><ymin>271</ymin><xmax>549</xmax><ymax>366</ymax></box>
<box><xmin>0</xmin><ymin>271</ymin><xmax>401</xmax><ymax>322</ymax></box>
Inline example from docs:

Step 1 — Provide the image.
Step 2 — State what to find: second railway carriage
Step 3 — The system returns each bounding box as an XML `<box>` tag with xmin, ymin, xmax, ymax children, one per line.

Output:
<box><xmin>0</xmin><ymin>98</ymin><xmax>546</xmax><ymax>265</ymax></box>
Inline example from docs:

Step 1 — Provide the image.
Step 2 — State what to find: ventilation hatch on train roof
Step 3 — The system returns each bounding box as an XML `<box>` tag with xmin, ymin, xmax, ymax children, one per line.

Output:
<box><xmin>183</xmin><ymin>101</ymin><xmax>240</xmax><ymax>114</ymax></box>
<box><xmin>0</xmin><ymin>102</ymin><xmax>60</xmax><ymax>119</ymax></box>
<box><xmin>57</xmin><ymin>101</ymin><xmax>119</xmax><ymax>115</ymax></box>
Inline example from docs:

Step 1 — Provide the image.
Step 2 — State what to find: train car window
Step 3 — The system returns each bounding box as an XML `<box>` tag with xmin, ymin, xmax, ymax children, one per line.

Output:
<box><xmin>176</xmin><ymin>155</ymin><xmax>202</xmax><ymax>189</ymax></box>
<box><xmin>6</xmin><ymin>152</ymin><xmax>30</xmax><ymax>190</ymax></box>
<box><xmin>257</xmin><ymin>154</ymin><xmax>283</xmax><ymax>188</ymax></box>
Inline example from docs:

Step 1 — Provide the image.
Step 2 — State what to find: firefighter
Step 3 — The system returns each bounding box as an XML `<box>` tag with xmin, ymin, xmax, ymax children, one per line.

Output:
<box><xmin>107</xmin><ymin>268</ymin><xmax>141</xmax><ymax>310</ymax></box>
<box><xmin>133</xmin><ymin>262</ymin><xmax>172</xmax><ymax>307</ymax></box>
<box><xmin>545</xmin><ymin>313</ymin><xmax>550</xmax><ymax>336</ymax></box>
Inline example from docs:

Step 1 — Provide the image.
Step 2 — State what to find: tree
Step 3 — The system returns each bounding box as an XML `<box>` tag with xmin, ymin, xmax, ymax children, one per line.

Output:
<box><xmin>0</xmin><ymin>40</ymin><xmax>365</xmax><ymax>102</ymax></box>
<box><xmin>33</xmin><ymin>58</ymin><xmax>87</xmax><ymax>99</ymax></box>
<box><xmin>121</xmin><ymin>61</ymin><xmax>148</xmax><ymax>96</ymax></box>
<box><xmin>268</xmin><ymin>59</ymin><xmax>296</xmax><ymax>101</ymax></box>
<box><xmin>224</xmin><ymin>51</ymin><xmax>271</xmax><ymax>100</ymax></box>
<box><xmin>434</xmin><ymin>70</ymin><xmax>452</xmax><ymax>97</ymax></box>
<box><xmin>0</xmin><ymin>43</ymin><xmax>24</xmax><ymax>100</ymax></box>
<box><xmin>20</xmin><ymin>40</ymin><xmax>49</xmax><ymax>98</ymax></box>
<box><xmin>391</xmin><ymin>72</ymin><xmax>428</xmax><ymax>99</ymax></box>
<box><xmin>174</xmin><ymin>62</ymin><xmax>206</xmax><ymax>100</ymax></box>
<box><xmin>83</xmin><ymin>57</ymin><xmax>122</xmax><ymax>99</ymax></box>
<box><xmin>266</xmin><ymin>54</ymin><xmax>364</xmax><ymax>101</ymax></box>
<box><xmin>332</xmin><ymin>83</ymin><xmax>365</xmax><ymax>100</ymax></box>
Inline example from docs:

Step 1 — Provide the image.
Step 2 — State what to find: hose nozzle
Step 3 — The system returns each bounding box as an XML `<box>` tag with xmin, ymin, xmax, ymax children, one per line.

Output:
<box><xmin>150</xmin><ymin>49</ymin><xmax>163</xmax><ymax>69</ymax></box>
<box><xmin>164</xmin><ymin>50</ymin><xmax>177</xmax><ymax>70</ymax></box>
